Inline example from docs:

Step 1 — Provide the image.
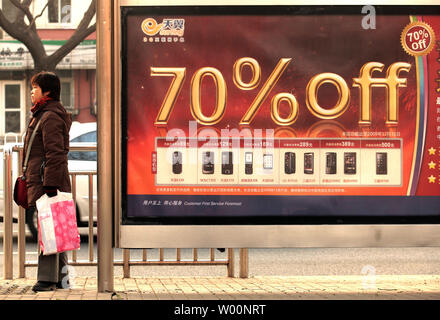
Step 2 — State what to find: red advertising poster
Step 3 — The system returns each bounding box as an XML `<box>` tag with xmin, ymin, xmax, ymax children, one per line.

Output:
<box><xmin>121</xmin><ymin>6</ymin><xmax>440</xmax><ymax>223</ymax></box>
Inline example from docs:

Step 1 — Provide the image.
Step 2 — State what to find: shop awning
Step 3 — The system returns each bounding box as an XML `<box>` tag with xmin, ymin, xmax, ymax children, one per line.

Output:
<box><xmin>0</xmin><ymin>39</ymin><xmax>96</xmax><ymax>70</ymax></box>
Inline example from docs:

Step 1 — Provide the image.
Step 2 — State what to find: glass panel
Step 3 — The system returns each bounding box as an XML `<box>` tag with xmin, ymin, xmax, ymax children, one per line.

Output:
<box><xmin>69</xmin><ymin>131</ymin><xmax>97</xmax><ymax>161</ymax></box>
<box><xmin>5</xmin><ymin>84</ymin><xmax>20</xmax><ymax>109</ymax></box>
<box><xmin>5</xmin><ymin>111</ymin><xmax>20</xmax><ymax>133</ymax></box>
<box><xmin>68</xmin><ymin>151</ymin><xmax>81</xmax><ymax>161</ymax></box>
<box><xmin>79</xmin><ymin>131</ymin><xmax>96</xmax><ymax>143</ymax></box>
<box><xmin>68</xmin><ymin>151</ymin><xmax>97</xmax><ymax>162</ymax></box>
<box><xmin>48</xmin><ymin>0</ymin><xmax>59</xmax><ymax>23</ymax></box>
<box><xmin>83</xmin><ymin>151</ymin><xmax>97</xmax><ymax>161</ymax></box>
<box><xmin>71</xmin><ymin>131</ymin><xmax>97</xmax><ymax>143</ymax></box>
<box><xmin>60</xmin><ymin>0</ymin><xmax>71</xmax><ymax>23</ymax></box>
<box><xmin>61</xmin><ymin>81</ymin><xmax>71</xmax><ymax>107</ymax></box>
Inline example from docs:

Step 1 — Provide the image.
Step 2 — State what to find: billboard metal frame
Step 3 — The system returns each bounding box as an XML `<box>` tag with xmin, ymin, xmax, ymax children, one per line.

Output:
<box><xmin>113</xmin><ymin>0</ymin><xmax>440</xmax><ymax>248</ymax></box>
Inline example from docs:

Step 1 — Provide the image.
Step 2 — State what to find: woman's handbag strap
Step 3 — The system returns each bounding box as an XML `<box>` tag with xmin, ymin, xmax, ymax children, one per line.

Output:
<box><xmin>23</xmin><ymin>118</ymin><xmax>42</xmax><ymax>175</ymax></box>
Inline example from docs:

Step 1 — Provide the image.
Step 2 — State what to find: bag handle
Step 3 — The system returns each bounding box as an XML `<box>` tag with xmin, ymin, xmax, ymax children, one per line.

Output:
<box><xmin>23</xmin><ymin>118</ymin><xmax>42</xmax><ymax>176</ymax></box>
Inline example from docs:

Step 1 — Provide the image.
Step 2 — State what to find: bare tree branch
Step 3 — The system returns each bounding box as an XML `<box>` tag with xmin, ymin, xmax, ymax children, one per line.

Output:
<box><xmin>9</xmin><ymin>0</ymin><xmax>34</xmax><ymax>26</ymax></box>
<box><xmin>50</xmin><ymin>0</ymin><xmax>96</xmax><ymax>67</ymax></box>
<box><xmin>75</xmin><ymin>0</ymin><xmax>96</xmax><ymax>31</ymax></box>
<box><xmin>0</xmin><ymin>6</ymin><xmax>46</xmax><ymax>60</ymax></box>
<box><xmin>0</xmin><ymin>9</ymin><xmax>15</xmax><ymax>33</ymax></box>
<box><xmin>0</xmin><ymin>0</ymin><xmax>96</xmax><ymax>73</ymax></box>
<box><xmin>27</xmin><ymin>1</ymin><xmax>50</xmax><ymax>31</ymax></box>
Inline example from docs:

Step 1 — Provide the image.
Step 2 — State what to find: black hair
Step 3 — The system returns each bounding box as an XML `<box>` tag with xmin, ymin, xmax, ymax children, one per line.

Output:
<box><xmin>31</xmin><ymin>71</ymin><xmax>61</xmax><ymax>101</ymax></box>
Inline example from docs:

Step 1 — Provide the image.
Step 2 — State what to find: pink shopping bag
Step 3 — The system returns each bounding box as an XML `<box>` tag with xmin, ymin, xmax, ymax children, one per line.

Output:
<box><xmin>37</xmin><ymin>192</ymin><xmax>80</xmax><ymax>255</ymax></box>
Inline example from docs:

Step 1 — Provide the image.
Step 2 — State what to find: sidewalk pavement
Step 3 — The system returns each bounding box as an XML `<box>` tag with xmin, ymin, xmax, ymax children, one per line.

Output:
<box><xmin>0</xmin><ymin>275</ymin><xmax>439</xmax><ymax>300</ymax></box>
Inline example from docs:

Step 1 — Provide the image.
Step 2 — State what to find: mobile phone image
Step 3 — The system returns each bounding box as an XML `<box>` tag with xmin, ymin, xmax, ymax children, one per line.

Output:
<box><xmin>263</xmin><ymin>154</ymin><xmax>273</xmax><ymax>170</ymax></box>
<box><xmin>284</xmin><ymin>152</ymin><xmax>295</xmax><ymax>174</ymax></box>
<box><xmin>202</xmin><ymin>151</ymin><xmax>215</xmax><ymax>174</ymax></box>
<box><xmin>344</xmin><ymin>152</ymin><xmax>356</xmax><ymax>174</ymax></box>
<box><xmin>376</xmin><ymin>152</ymin><xmax>388</xmax><ymax>175</ymax></box>
<box><xmin>304</xmin><ymin>152</ymin><xmax>314</xmax><ymax>174</ymax></box>
<box><xmin>172</xmin><ymin>151</ymin><xmax>182</xmax><ymax>174</ymax></box>
<box><xmin>245</xmin><ymin>152</ymin><xmax>253</xmax><ymax>175</ymax></box>
<box><xmin>221</xmin><ymin>151</ymin><xmax>233</xmax><ymax>175</ymax></box>
<box><xmin>325</xmin><ymin>152</ymin><xmax>337</xmax><ymax>174</ymax></box>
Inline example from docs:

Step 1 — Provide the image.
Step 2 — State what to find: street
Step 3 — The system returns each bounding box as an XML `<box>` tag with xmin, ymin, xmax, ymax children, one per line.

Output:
<box><xmin>1</xmin><ymin>223</ymin><xmax>439</xmax><ymax>280</ymax></box>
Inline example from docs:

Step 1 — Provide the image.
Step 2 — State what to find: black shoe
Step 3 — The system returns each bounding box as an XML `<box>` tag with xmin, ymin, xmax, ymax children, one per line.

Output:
<box><xmin>32</xmin><ymin>281</ymin><xmax>56</xmax><ymax>292</ymax></box>
<box><xmin>56</xmin><ymin>279</ymin><xmax>70</xmax><ymax>289</ymax></box>
<box><xmin>217</xmin><ymin>248</ymin><xmax>225</xmax><ymax>253</ymax></box>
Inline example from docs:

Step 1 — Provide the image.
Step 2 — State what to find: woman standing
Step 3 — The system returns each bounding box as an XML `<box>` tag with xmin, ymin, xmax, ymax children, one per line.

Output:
<box><xmin>24</xmin><ymin>71</ymin><xmax>72</xmax><ymax>292</ymax></box>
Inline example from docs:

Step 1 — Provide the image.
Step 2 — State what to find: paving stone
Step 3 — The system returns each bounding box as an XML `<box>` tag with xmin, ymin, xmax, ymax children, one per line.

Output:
<box><xmin>68</xmin><ymin>294</ymin><xmax>84</xmax><ymax>300</ymax></box>
<box><xmin>0</xmin><ymin>275</ymin><xmax>439</xmax><ymax>300</ymax></box>
<box><xmin>97</xmin><ymin>293</ymin><xmax>113</xmax><ymax>300</ymax></box>
<box><xmin>140</xmin><ymin>293</ymin><xmax>157</xmax><ymax>300</ymax></box>
<box><xmin>126</xmin><ymin>292</ymin><xmax>143</xmax><ymax>300</ymax></box>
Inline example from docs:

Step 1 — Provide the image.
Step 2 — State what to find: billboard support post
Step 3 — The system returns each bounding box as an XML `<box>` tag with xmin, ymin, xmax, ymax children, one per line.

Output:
<box><xmin>2</xmin><ymin>147</ymin><xmax>13</xmax><ymax>279</ymax></box>
<box><xmin>239</xmin><ymin>249</ymin><xmax>249</xmax><ymax>278</ymax></box>
<box><xmin>97</xmin><ymin>0</ymin><xmax>114</xmax><ymax>293</ymax></box>
<box><xmin>227</xmin><ymin>249</ymin><xmax>235</xmax><ymax>277</ymax></box>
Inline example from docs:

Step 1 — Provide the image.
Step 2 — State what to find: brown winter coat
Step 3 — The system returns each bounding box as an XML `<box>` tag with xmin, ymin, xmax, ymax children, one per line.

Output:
<box><xmin>23</xmin><ymin>100</ymin><xmax>72</xmax><ymax>207</ymax></box>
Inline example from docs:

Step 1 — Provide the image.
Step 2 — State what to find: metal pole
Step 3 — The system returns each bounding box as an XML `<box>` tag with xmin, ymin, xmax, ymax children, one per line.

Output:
<box><xmin>3</xmin><ymin>147</ymin><xmax>13</xmax><ymax>279</ymax></box>
<box><xmin>97</xmin><ymin>0</ymin><xmax>114</xmax><ymax>292</ymax></box>
<box><xmin>71</xmin><ymin>175</ymin><xmax>77</xmax><ymax>263</ymax></box>
<box><xmin>239</xmin><ymin>248</ymin><xmax>249</xmax><ymax>278</ymax></box>
<box><xmin>88</xmin><ymin>174</ymin><xmax>94</xmax><ymax>262</ymax></box>
<box><xmin>123</xmin><ymin>249</ymin><xmax>130</xmax><ymax>278</ymax></box>
<box><xmin>227</xmin><ymin>248</ymin><xmax>234</xmax><ymax>277</ymax></box>
<box><xmin>17</xmin><ymin>148</ymin><xmax>26</xmax><ymax>278</ymax></box>
<box><xmin>18</xmin><ymin>206</ymin><xmax>25</xmax><ymax>278</ymax></box>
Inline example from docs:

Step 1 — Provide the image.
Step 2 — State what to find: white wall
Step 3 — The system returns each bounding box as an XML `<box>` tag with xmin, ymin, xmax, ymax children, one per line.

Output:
<box><xmin>30</xmin><ymin>0</ymin><xmax>96</xmax><ymax>30</ymax></box>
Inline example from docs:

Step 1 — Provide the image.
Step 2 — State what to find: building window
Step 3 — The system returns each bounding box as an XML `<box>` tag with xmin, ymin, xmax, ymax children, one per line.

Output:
<box><xmin>0</xmin><ymin>81</ymin><xmax>25</xmax><ymax>136</ymax></box>
<box><xmin>48</xmin><ymin>0</ymin><xmax>71</xmax><ymax>24</ymax></box>
<box><xmin>60</xmin><ymin>79</ymin><xmax>74</xmax><ymax>112</ymax></box>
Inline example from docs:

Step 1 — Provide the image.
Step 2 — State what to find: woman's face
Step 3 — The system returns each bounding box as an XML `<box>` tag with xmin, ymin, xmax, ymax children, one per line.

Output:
<box><xmin>31</xmin><ymin>84</ymin><xmax>48</xmax><ymax>104</ymax></box>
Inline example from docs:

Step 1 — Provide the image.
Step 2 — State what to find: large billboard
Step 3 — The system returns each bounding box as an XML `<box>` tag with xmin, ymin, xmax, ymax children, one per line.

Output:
<box><xmin>121</xmin><ymin>6</ymin><xmax>440</xmax><ymax>226</ymax></box>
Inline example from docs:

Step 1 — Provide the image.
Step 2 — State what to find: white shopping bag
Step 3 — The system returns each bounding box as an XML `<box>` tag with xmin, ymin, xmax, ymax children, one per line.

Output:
<box><xmin>36</xmin><ymin>191</ymin><xmax>80</xmax><ymax>255</ymax></box>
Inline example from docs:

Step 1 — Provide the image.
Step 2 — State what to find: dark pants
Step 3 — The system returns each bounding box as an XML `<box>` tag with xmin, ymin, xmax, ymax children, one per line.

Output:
<box><xmin>35</xmin><ymin>206</ymin><xmax>69</xmax><ymax>283</ymax></box>
<box><xmin>37</xmin><ymin>251</ymin><xmax>68</xmax><ymax>283</ymax></box>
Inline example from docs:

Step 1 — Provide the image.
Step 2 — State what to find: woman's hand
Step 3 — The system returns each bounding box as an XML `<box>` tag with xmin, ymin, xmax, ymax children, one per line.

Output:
<box><xmin>44</xmin><ymin>186</ymin><xmax>58</xmax><ymax>197</ymax></box>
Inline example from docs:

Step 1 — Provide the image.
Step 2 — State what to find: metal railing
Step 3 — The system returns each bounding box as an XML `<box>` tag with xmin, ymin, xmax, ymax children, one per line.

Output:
<box><xmin>2</xmin><ymin>144</ymin><xmax>244</xmax><ymax>280</ymax></box>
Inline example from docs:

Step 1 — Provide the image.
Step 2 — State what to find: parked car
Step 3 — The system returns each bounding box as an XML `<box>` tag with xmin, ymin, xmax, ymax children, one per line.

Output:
<box><xmin>26</xmin><ymin>121</ymin><xmax>97</xmax><ymax>241</ymax></box>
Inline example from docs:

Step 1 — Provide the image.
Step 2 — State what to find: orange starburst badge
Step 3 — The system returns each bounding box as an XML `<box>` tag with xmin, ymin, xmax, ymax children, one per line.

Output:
<box><xmin>401</xmin><ymin>21</ymin><xmax>436</xmax><ymax>56</ymax></box>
